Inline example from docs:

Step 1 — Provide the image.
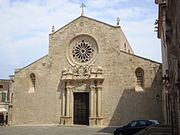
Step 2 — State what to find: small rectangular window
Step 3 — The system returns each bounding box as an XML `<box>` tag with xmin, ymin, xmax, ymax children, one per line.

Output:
<box><xmin>0</xmin><ymin>85</ymin><xmax>3</xmax><ymax>88</ymax></box>
<box><xmin>2</xmin><ymin>92</ymin><xmax>6</xmax><ymax>102</ymax></box>
<box><xmin>0</xmin><ymin>91</ymin><xmax>7</xmax><ymax>102</ymax></box>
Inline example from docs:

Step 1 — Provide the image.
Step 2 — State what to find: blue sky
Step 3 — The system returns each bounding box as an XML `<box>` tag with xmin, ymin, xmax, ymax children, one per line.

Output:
<box><xmin>0</xmin><ymin>0</ymin><xmax>160</xmax><ymax>79</ymax></box>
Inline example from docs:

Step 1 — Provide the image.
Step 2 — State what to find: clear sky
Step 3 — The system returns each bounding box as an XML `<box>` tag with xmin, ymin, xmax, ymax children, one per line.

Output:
<box><xmin>0</xmin><ymin>0</ymin><xmax>161</xmax><ymax>79</ymax></box>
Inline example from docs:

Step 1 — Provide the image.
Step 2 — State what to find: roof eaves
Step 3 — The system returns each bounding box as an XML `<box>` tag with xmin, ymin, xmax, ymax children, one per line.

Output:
<box><xmin>15</xmin><ymin>55</ymin><xmax>48</xmax><ymax>73</ymax></box>
<box><xmin>120</xmin><ymin>50</ymin><xmax>161</xmax><ymax>64</ymax></box>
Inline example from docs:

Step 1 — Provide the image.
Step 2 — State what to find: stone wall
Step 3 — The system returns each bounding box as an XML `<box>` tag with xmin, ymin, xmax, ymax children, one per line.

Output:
<box><xmin>12</xmin><ymin>16</ymin><xmax>162</xmax><ymax>126</ymax></box>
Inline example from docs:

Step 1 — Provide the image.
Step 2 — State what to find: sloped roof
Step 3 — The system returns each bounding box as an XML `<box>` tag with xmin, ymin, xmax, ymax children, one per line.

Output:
<box><xmin>50</xmin><ymin>15</ymin><xmax>120</xmax><ymax>35</ymax></box>
<box><xmin>15</xmin><ymin>55</ymin><xmax>48</xmax><ymax>73</ymax></box>
<box><xmin>120</xmin><ymin>50</ymin><xmax>161</xmax><ymax>64</ymax></box>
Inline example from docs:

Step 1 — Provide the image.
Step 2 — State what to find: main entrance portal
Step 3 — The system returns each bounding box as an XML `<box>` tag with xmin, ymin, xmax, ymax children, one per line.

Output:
<box><xmin>74</xmin><ymin>93</ymin><xmax>89</xmax><ymax>125</ymax></box>
<box><xmin>60</xmin><ymin>65</ymin><xmax>104</xmax><ymax>126</ymax></box>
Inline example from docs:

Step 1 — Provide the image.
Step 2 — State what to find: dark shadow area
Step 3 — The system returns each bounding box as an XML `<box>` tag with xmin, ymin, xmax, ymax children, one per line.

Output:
<box><xmin>96</xmin><ymin>126</ymin><xmax>118</xmax><ymax>134</ymax></box>
<box><xmin>98</xmin><ymin>66</ymin><xmax>162</xmax><ymax>134</ymax></box>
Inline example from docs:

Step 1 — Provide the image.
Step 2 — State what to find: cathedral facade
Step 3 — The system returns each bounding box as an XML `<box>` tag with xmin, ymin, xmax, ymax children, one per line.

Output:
<box><xmin>12</xmin><ymin>16</ymin><xmax>162</xmax><ymax>126</ymax></box>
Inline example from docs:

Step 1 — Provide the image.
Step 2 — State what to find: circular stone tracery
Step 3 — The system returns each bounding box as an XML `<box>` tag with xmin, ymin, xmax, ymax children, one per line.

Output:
<box><xmin>72</xmin><ymin>40</ymin><xmax>94</xmax><ymax>63</ymax></box>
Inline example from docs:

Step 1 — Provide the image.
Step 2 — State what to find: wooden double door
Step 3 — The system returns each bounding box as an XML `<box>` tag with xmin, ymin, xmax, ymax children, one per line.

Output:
<box><xmin>74</xmin><ymin>93</ymin><xmax>89</xmax><ymax>125</ymax></box>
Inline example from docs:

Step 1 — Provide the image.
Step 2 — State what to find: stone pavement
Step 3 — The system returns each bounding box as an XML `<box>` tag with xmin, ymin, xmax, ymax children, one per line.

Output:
<box><xmin>0</xmin><ymin>125</ymin><xmax>118</xmax><ymax>135</ymax></box>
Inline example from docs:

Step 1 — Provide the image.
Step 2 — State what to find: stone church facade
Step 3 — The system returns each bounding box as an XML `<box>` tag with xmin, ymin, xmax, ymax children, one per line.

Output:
<box><xmin>12</xmin><ymin>16</ymin><xmax>162</xmax><ymax>126</ymax></box>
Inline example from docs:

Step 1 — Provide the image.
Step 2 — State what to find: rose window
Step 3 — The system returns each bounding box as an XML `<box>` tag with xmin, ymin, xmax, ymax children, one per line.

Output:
<box><xmin>72</xmin><ymin>40</ymin><xmax>94</xmax><ymax>63</ymax></box>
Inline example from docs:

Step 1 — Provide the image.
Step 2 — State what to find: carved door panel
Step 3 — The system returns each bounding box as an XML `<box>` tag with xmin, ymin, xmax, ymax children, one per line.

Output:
<box><xmin>74</xmin><ymin>93</ymin><xmax>89</xmax><ymax>125</ymax></box>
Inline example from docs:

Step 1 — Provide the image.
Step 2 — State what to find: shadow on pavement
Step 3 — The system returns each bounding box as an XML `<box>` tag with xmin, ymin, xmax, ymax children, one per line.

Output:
<box><xmin>97</xmin><ymin>126</ymin><xmax>118</xmax><ymax>135</ymax></box>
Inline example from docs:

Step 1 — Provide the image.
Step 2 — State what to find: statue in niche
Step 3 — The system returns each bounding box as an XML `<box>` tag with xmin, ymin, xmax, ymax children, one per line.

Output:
<box><xmin>78</xmin><ymin>66</ymin><xmax>86</xmax><ymax>77</ymax></box>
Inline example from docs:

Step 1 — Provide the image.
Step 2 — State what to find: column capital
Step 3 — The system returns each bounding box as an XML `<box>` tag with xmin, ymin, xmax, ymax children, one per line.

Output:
<box><xmin>66</xmin><ymin>86</ymin><xmax>74</xmax><ymax>90</ymax></box>
<box><xmin>97</xmin><ymin>85</ymin><xmax>102</xmax><ymax>90</ymax></box>
<box><xmin>90</xmin><ymin>82</ymin><xmax>96</xmax><ymax>90</ymax></box>
<box><xmin>90</xmin><ymin>85</ymin><xmax>96</xmax><ymax>90</ymax></box>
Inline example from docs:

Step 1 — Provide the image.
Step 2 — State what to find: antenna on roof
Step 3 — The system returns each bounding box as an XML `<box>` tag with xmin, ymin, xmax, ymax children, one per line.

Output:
<box><xmin>80</xmin><ymin>3</ymin><xmax>86</xmax><ymax>16</ymax></box>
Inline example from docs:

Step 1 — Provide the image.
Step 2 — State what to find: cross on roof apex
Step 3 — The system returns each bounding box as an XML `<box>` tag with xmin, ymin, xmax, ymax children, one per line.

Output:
<box><xmin>80</xmin><ymin>3</ymin><xmax>86</xmax><ymax>16</ymax></box>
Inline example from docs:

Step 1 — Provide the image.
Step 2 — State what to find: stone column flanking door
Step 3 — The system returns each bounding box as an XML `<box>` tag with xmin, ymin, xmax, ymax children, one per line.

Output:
<box><xmin>60</xmin><ymin>65</ymin><xmax>104</xmax><ymax>126</ymax></box>
<box><xmin>60</xmin><ymin>87</ymin><xmax>66</xmax><ymax>125</ymax></box>
<box><xmin>64</xmin><ymin>85</ymin><xmax>73</xmax><ymax>125</ymax></box>
<box><xmin>96</xmin><ymin>82</ymin><xmax>103</xmax><ymax>126</ymax></box>
<box><xmin>89</xmin><ymin>83</ymin><xmax>96</xmax><ymax>126</ymax></box>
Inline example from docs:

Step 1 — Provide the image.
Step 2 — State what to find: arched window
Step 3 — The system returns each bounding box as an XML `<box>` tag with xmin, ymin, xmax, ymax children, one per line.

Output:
<box><xmin>29</xmin><ymin>73</ymin><xmax>36</xmax><ymax>93</ymax></box>
<box><xmin>124</xmin><ymin>43</ymin><xmax>126</xmax><ymax>52</ymax></box>
<box><xmin>135</xmin><ymin>68</ymin><xmax>144</xmax><ymax>91</ymax></box>
<box><xmin>30</xmin><ymin>73</ymin><xmax>36</xmax><ymax>88</ymax></box>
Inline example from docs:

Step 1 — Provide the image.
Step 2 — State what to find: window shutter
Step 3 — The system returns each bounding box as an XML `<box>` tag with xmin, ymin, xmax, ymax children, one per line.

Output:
<box><xmin>2</xmin><ymin>92</ymin><xmax>6</xmax><ymax>102</ymax></box>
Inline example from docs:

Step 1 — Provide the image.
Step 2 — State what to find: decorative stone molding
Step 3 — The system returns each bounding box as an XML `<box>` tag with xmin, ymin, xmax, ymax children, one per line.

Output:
<box><xmin>97</xmin><ymin>66</ymin><xmax>103</xmax><ymax>79</ymax></box>
<box><xmin>60</xmin><ymin>65</ymin><xmax>104</xmax><ymax>126</ymax></box>
<box><xmin>61</xmin><ymin>65</ymin><xmax>104</xmax><ymax>81</ymax></box>
<box><xmin>66</xmin><ymin>35</ymin><xmax>99</xmax><ymax>66</ymax></box>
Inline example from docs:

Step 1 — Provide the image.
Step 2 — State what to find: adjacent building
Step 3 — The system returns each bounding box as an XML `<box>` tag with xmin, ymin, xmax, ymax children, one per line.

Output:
<box><xmin>155</xmin><ymin>0</ymin><xmax>180</xmax><ymax>134</ymax></box>
<box><xmin>0</xmin><ymin>79</ymin><xmax>12</xmax><ymax>125</ymax></box>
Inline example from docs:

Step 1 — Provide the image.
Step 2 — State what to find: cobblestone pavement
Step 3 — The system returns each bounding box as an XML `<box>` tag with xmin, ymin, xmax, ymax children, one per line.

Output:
<box><xmin>0</xmin><ymin>125</ymin><xmax>118</xmax><ymax>135</ymax></box>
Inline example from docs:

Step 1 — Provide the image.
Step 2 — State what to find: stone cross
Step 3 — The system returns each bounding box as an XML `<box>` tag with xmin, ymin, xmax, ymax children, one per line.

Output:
<box><xmin>80</xmin><ymin>3</ymin><xmax>86</xmax><ymax>16</ymax></box>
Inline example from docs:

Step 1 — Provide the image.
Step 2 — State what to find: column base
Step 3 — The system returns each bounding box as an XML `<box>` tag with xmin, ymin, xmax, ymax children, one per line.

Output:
<box><xmin>60</xmin><ymin>116</ymin><xmax>72</xmax><ymax>125</ymax></box>
<box><xmin>96</xmin><ymin>117</ymin><xmax>103</xmax><ymax>126</ymax></box>
<box><xmin>89</xmin><ymin>117</ymin><xmax>96</xmax><ymax>126</ymax></box>
<box><xmin>60</xmin><ymin>116</ymin><xmax>65</xmax><ymax>125</ymax></box>
<box><xmin>89</xmin><ymin>117</ymin><xmax>103</xmax><ymax>126</ymax></box>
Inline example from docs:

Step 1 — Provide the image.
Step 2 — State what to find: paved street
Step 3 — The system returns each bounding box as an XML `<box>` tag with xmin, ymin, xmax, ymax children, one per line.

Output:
<box><xmin>0</xmin><ymin>125</ymin><xmax>117</xmax><ymax>135</ymax></box>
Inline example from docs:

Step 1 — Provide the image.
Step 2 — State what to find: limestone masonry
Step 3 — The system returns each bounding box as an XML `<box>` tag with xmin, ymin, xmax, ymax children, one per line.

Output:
<box><xmin>12</xmin><ymin>16</ymin><xmax>162</xmax><ymax>126</ymax></box>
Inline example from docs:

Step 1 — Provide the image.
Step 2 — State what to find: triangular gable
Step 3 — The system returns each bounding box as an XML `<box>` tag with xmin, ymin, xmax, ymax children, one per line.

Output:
<box><xmin>50</xmin><ymin>15</ymin><xmax>119</xmax><ymax>35</ymax></box>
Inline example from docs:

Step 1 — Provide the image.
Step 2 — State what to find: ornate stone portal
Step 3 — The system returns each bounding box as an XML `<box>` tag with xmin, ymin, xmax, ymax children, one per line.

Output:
<box><xmin>60</xmin><ymin>65</ymin><xmax>104</xmax><ymax>126</ymax></box>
